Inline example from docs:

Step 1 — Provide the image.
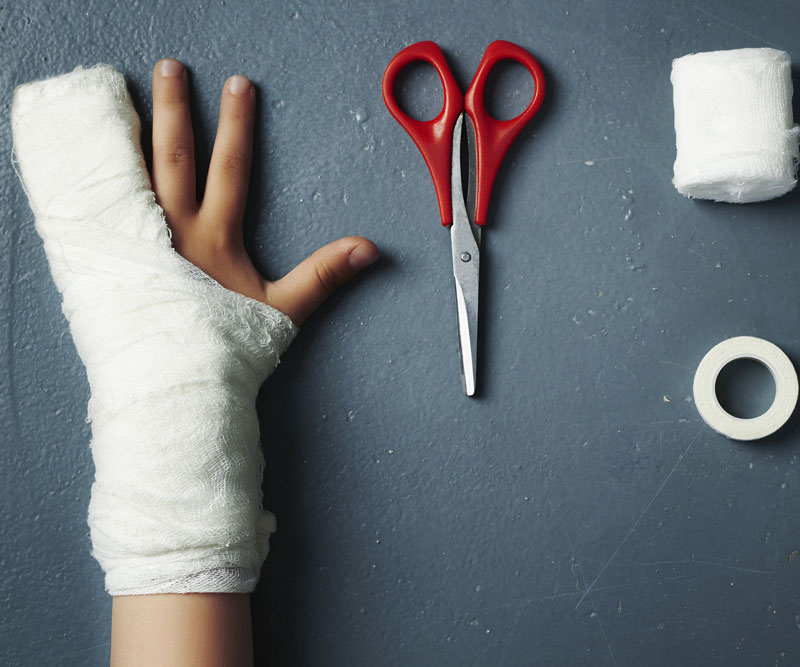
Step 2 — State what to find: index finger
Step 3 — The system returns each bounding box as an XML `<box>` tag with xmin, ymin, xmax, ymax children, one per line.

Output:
<box><xmin>200</xmin><ymin>75</ymin><xmax>255</xmax><ymax>230</ymax></box>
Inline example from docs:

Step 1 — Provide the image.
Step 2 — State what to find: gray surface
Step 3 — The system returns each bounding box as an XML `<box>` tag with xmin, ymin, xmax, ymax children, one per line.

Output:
<box><xmin>3</xmin><ymin>0</ymin><xmax>800</xmax><ymax>665</ymax></box>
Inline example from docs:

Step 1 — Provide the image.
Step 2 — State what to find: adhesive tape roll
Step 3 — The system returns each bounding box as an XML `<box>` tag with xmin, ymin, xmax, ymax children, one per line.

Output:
<box><xmin>693</xmin><ymin>336</ymin><xmax>798</xmax><ymax>441</ymax></box>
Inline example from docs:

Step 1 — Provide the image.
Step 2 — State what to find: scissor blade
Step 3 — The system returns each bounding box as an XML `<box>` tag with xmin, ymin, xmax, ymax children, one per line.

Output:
<box><xmin>453</xmin><ymin>264</ymin><xmax>479</xmax><ymax>395</ymax></box>
<box><xmin>463</xmin><ymin>113</ymin><xmax>479</xmax><ymax>235</ymax></box>
<box><xmin>451</xmin><ymin>114</ymin><xmax>481</xmax><ymax>396</ymax></box>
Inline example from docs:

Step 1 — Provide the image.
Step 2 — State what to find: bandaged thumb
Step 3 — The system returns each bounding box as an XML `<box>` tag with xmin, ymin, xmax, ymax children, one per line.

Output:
<box><xmin>11</xmin><ymin>65</ymin><xmax>298</xmax><ymax>596</ymax></box>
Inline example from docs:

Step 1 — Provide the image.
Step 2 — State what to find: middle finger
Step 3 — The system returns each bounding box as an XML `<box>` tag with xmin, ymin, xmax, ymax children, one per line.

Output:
<box><xmin>152</xmin><ymin>59</ymin><xmax>197</xmax><ymax>218</ymax></box>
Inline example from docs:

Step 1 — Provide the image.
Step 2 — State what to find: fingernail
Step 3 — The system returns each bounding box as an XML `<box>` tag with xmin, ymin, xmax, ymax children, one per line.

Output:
<box><xmin>228</xmin><ymin>75</ymin><xmax>252</xmax><ymax>96</ymax></box>
<box><xmin>348</xmin><ymin>243</ymin><xmax>379</xmax><ymax>271</ymax></box>
<box><xmin>160</xmin><ymin>59</ymin><xmax>184</xmax><ymax>77</ymax></box>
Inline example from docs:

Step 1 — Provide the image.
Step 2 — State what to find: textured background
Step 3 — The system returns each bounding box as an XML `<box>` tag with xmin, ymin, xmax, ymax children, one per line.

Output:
<box><xmin>4</xmin><ymin>0</ymin><xmax>800</xmax><ymax>665</ymax></box>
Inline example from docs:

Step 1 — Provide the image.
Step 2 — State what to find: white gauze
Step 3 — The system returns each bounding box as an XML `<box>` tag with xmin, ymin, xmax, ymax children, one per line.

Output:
<box><xmin>671</xmin><ymin>48</ymin><xmax>799</xmax><ymax>203</ymax></box>
<box><xmin>11</xmin><ymin>65</ymin><xmax>298</xmax><ymax>595</ymax></box>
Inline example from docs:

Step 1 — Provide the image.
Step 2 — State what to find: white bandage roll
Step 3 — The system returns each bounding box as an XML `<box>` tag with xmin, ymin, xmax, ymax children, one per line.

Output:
<box><xmin>672</xmin><ymin>48</ymin><xmax>799</xmax><ymax>203</ymax></box>
<box><xmin>693</xmin><ymin>336</ymin><xmax>798</xmax><ymax>441</ymax></box>
<box><xmin>12</xmin><ymin>66</ymin><xmax>298</xmax><ymax>595</ymax></box>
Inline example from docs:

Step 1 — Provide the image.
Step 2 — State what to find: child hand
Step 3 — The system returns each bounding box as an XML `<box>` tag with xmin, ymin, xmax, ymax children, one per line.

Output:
<box><xmin>151</xmin><ymin>58</ymin><xmax>379</xmax><ymax>325</ymax></box>
<box><xmin>12</xmin><ymin>58</ymin><xmax>379</xmax><ymax>663</ymax></box>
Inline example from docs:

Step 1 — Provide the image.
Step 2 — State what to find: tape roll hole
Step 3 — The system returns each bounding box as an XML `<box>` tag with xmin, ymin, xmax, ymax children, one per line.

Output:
<box><xmin>715</xmin><ymin>357</ymin><xmax>776</xmax><ymax>419</ymax></box>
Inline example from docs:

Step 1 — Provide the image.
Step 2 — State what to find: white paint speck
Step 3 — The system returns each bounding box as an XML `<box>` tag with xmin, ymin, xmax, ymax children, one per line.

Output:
<box><xmin>351</xmin><ymin>107</ymin><xmax>369</xmax><ymax>123</ymax></box>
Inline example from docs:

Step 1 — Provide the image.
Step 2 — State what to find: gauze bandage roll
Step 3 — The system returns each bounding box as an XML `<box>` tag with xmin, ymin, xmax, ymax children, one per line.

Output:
<box><xmin>672</xmin><ymin>48</ymin><xmax>799</xmax><ymax>203</ymax></box>
<box><xmin>11</xmin><ymin>66</ymin><xmax>298</xmax><ymax>595</ymax></box>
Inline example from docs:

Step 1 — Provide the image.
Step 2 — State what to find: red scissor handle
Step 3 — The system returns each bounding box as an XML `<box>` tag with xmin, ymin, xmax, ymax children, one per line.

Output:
<box><xmin>465</xmin><ymin>40</ymin><xmax>546</xmax><ymax>226</ymax></box>
<box><xmin>382</xmin><ymin>41</ymin><xmax>464</xmax><ymax>226</ymax></box>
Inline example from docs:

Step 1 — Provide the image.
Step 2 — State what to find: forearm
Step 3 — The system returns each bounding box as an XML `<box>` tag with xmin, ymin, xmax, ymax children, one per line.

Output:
<box><xmin>111</xmin><ymin>594</ymin><xmax>252</xmax><ymax>667</ymax></box>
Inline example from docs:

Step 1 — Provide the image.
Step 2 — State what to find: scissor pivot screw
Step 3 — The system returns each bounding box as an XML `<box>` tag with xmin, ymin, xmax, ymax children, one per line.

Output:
<box><xmin>461</xmin><ymin>252</ymin><xmax>472</xmax><ymax>262</ymax></box>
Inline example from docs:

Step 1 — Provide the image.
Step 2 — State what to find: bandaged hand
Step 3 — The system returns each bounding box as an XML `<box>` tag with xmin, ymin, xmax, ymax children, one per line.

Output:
<box><xmin>11</xmin><ymin>60</ymin><xmax>378</xmax><ymax>596</ymax></box>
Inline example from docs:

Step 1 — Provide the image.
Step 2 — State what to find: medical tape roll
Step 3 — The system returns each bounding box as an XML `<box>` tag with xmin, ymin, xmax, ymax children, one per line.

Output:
<box><xmin>693</xmin><ymin>336</ymin><xmax>798</xmax><ymax>441</ymax></box>
<box><xmin>672</xmin><ymin>48</ymin><xmax>799</xmax><ymax>203</ymax></box>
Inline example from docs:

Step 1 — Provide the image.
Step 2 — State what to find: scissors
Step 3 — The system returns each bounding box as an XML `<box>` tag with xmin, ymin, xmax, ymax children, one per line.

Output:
<box><xmin>382</xmin><ymin>40</ymin><xmax>545</xmax><ymax>396</ymax></box>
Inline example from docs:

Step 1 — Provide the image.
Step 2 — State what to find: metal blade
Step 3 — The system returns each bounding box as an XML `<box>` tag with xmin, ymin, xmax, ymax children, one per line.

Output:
<box><xmin>450</xmin><ymin>114</ymin><xmax>481</xmax><ymax>396</ymax></box>
<box><xmin>463</xmin><ymin>113</ymin><xmax>480</xmax><ymax>242</ymax></box>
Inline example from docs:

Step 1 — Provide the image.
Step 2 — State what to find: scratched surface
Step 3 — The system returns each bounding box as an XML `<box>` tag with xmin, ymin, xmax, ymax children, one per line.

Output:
<box><xmin>3</xmin><ymin>0</ymin><xmax>800</xmax><ymax>665</ymax></box>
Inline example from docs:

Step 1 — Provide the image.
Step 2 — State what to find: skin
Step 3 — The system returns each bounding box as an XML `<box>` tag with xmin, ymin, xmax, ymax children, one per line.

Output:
<box><xmin>110</xmin><ymin>59</ymin><xmax>379</xmax><ymax>667</ymax></box>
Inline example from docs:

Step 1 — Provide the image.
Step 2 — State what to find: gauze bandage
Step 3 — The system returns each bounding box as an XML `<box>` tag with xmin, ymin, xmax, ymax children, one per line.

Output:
<box><xmin>671</xmin><ymin>48</ymin><xmax>799</xmax><ymax>203</ymax></box>
<box><xmin>11</xmin><ymin>65</ymin><xmax>298</xmax><ymax>595</ymax></box>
